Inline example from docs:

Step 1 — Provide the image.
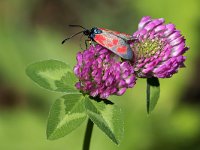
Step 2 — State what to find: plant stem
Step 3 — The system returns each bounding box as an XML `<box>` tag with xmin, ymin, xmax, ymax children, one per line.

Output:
<box><xmin>83</xmin><ymin>119</ymin><xmax>94</xmax><ymax>150</ymax></box>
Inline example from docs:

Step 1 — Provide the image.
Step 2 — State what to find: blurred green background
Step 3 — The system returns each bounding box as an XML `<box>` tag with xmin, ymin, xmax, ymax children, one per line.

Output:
<box><xmin>0</xmin><ymin>0</ymin><xmax>200</xmax><ymax>150</ymax></box>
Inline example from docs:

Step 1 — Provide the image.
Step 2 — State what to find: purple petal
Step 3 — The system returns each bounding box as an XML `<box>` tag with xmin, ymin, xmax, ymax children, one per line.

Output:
<box><xmin>117</xmin><ymin>88</ymin><xmax>127</xmax><ymax>96</ymax></box>
<box><xmin>167</xmin><ymin>31</ymin><xmax>181</xmax><ymax>41</ymax></box>
<box><xmin>170</xmin><ymin>36</ymin><xmax>185</xmax><ymax>46</ymax></box>
<box><xmin>75</xmin><ymin>82</ymin><xmax>81</xmax><ymax>89</ymax></box>
<box><xmin>138</xmin><ymin>16</ymin><xmax>152</xmax><ymax>30</ymax></box>
<box><xmin>142</xmin><ymin>66</ymin><xmax>154</xmax><ymax>74</ymax></box>
<box><xmin>125</xmin><ymin>76</ymin><xmax>135</xmax><ymax>85</ymax></box>
<box><xmin>144</xmin><ymin>22</ymin><xmax>156</xmax><ymax>31</ymax></box>
<box><xmin>154</xmin><ymin>25</ymin><xmax>166</xmax><ymax>33</ymax></box>
<box><xmin>164</xmin><ymin>24</ymin><xmax>176</xmax><ymax>36</ymax></box>
<box><xmin>90</xmin><ymin>89</ymin><xmax>99</xmax><ymax>97</ymax></box>
<box><xmin>171</xmin><ymin>42</ymin><xmax>185</xmax><ymax>57</ymax></box>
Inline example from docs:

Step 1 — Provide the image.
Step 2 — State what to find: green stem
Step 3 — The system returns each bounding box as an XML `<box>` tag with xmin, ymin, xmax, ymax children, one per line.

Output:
<box><xmin>83</xmin><ymin>119</ymin><xmax>94</xmax><ymax>150</ymax></box>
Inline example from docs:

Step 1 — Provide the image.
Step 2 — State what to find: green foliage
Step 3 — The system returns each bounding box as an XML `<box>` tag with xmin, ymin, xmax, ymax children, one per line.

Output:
<box><xmin>26</xmin><ymin>59</ymin><xmax>124</xmax><ymax>145</ymax></box>
<box><xmin>47</xmin><ymin>94</ymin><xmax>86</xmax><ymax>140</ymax></box>
<box><xmin>26</xmin><ymin>60</ymin><xmax>78</xmax><ymax>93</ymax></box>
<box><xmin>146</xmin><ymin>77</ymin><xmax>160</xmax><ymax>114</ymax></box>
<box><xmin>47</xmin><ymin>94</ymin><xmax>124</xmax><ymax>144</ymax></box>
<box><xmin>84</xmin><ymin>97</ymin><xmax>124</xmax><ymax>145</ymax></box>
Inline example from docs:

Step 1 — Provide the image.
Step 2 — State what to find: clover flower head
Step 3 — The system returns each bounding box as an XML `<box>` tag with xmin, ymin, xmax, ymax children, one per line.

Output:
<box><xmin>132</xmin><ymin>16</ymin><xmax>189</xmax><ymax>78</ymax></box>
<box><xmin>74</xmin><ymin>44</ymin><xmax>136</xmax><ymax>99</ymax></box>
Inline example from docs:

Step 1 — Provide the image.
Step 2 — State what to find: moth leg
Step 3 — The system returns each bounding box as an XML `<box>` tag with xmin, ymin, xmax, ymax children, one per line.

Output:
<box><xmin>91</xmin><ymin>41</ymin><xmax>95</xmax><ymax>47</ymax></box>
<box><xmin>85</xmin><ymin>39</ymin><xmax>91</xmax><ymax>49</ymax></box>
<box><xmin>79</xmin><ymin>34</ymin><xmax>84</xmax><ymax>50</ymax></box>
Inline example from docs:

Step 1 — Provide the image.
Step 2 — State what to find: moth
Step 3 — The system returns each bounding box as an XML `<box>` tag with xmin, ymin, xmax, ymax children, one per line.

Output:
<box><xmin>62</xmin><ymin>25</ymin><xmax>135</xmax><ymax>60</ymax></box>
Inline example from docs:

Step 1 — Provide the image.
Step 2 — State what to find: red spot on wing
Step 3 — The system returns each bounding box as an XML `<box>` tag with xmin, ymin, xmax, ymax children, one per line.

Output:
<box><xmin>117</xmin><ymin>46</ymin><xmax>127</xmax><ymax>54</ymax></box>
<box><xmin>107</xmin><ymin>43</ymin><xmax>113</xmax><ymax>47</ymax></box>
<box><xmin>106</xmin><ymin>39</ymin><xmax>119</xmax><ymax>48</ymax></box>
<box><xmin>94</xmin><ymin>34</ymin><xmax>106</xmax><ymax>45</ymax></box>
<box><xmin>112</xmin><ymin>39</ymin><xmax>119</xmax><ymax>45</ymax></box>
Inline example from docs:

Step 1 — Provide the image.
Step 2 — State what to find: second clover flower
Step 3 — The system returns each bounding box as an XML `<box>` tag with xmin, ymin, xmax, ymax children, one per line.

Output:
<box><xmin>132</xmin><ymin>16</ymin><xmax>188</xmax><ymax>78</ymax></box>
<box><xmin>74</xmin><ymin>44</ymin><xmax>136</xmax><ymax>99</ymax></box>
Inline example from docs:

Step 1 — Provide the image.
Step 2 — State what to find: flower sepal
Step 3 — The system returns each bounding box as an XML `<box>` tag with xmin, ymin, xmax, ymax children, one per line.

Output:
<box><xmin>146</xmin><ymin>77</ymin><xmax>160</xmax><ymax>114</ymax></box>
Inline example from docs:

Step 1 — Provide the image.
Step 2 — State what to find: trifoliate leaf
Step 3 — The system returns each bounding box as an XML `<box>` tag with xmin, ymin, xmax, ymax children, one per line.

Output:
<box><xmin>84</xmin><ymin>97</ymin><xmax>124</xmax><ymax>145</ymax></box>
<box><xmin>47</xmin><ymin>93</ymin><xmax>86</xmax><ymax>140</ymax></box>
<box><xmin>26</xmin><ymin>60</ymin><xmax>78</xmax><ymax>93</ymax></box>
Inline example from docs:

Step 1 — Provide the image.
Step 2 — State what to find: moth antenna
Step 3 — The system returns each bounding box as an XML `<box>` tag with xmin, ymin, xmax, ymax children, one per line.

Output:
<box><xmin>68</xmin><ymin>25</ymin><xmax>87</xmax><ymax>30</ymax></box>
<box><xmin>62</xmin><ymin>30</ymin><xmax>84</xmax><ymax>44</ymax></box>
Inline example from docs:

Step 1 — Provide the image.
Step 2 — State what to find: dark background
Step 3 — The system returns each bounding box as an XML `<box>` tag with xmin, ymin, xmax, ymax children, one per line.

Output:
<box><xmin>0</xmin><ymin>0</ymin><xmax>200</xmax><ymax>150</ymax></box>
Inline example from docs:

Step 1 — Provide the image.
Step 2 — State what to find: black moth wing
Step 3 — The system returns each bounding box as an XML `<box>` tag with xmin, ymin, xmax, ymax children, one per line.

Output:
<box><xmin>94</xmin><ymin>29</ymin><xmax>133</xmax><ymax>60</ymax></box>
